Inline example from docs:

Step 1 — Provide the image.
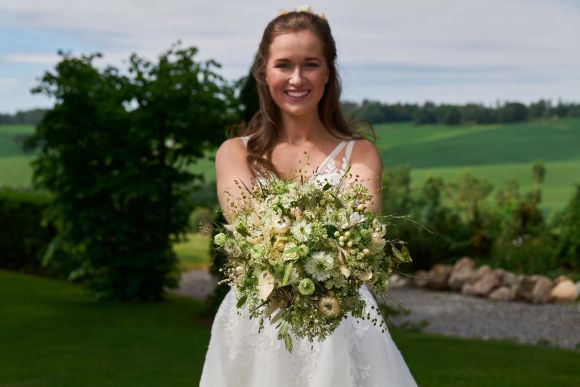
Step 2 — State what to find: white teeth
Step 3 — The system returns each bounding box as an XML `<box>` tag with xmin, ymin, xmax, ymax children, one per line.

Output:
<box><xmin>286</xmin><ymin>90</ymin><xmax>309</xmax><ymax>98</ymax></box>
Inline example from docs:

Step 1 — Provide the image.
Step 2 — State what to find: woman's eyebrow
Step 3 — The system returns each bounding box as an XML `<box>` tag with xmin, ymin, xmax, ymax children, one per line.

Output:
<box><xmin>273</xmin><ymin>57</ymin><xmax>322</xmax><ymax>63</ymax></box>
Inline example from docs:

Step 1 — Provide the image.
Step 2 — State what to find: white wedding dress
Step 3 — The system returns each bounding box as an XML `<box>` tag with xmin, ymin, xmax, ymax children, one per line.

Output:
<box><xmin>199</xmin><ymin>137</ymin><xmax>418</xmax><ymax>387</ymax></box>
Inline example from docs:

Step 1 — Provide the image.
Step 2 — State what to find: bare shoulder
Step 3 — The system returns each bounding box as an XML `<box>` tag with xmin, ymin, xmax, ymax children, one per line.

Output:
<box><xmin>215</xmin><ymin>137</ymin><xmax>247</xmax><ymax>166</ymax></box>
<box><xmin>351</xmin><ymin>139</ymin><xmax>382</xmax><ymax>172</ymax></box>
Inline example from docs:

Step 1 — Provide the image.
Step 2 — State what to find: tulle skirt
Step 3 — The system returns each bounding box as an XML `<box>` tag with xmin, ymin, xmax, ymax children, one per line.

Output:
<box><xmin>199</xmin><ymin>285</ymin><xmax>417</xmax><ymax>387</ymax></box>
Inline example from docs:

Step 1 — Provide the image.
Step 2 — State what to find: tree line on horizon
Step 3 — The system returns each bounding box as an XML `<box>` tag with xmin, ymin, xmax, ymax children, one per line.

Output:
<box><xmin>3</xmin><ymin>99</ymin><xmax>580</xmax><ymax>127</ymax></box>
<box><xmin>340</xmin><ymin>99</ymin><xmax>580</xmax><ymax>126</ymax></box>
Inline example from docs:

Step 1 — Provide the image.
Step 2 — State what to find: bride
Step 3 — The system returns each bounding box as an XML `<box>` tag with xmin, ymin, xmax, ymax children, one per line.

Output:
<box><xmin>200</xmin><ymin>7</ymin><xmax>417</xmax><ymax>387</ymax></box>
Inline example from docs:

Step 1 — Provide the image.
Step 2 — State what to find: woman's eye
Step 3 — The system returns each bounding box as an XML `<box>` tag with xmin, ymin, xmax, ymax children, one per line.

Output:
<box><xmin>275</xmin><ymin>64</ymin><xmax>289</xmax><ymax>68</ymax></box>
<box><xmin>306</xmin><ymin>63</ymin><xmax>319</xmax><ymax>68</ymax></box>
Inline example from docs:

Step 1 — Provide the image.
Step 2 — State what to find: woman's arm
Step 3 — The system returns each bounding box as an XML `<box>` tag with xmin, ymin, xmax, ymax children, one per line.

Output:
<box><xmin>346</xmin><ymin>140</ymin><xmax>383</xmax><ymax>215</ymax></box>
<box><xmin>215</xmin><ymin>138</ymin><xmax>256</xmax><ymax>223</ymax></box>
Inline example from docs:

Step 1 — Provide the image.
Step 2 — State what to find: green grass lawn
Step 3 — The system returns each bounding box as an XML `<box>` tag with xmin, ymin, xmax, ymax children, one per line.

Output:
<box><xmin>1</xmin><ymin>269</ymin><xmax>579</xmax><ymax>386</ymax></box>
<box><xmin>174</xmin><ymin>233</ymin><xmax>212</xmax><ymax>270</ymax></box>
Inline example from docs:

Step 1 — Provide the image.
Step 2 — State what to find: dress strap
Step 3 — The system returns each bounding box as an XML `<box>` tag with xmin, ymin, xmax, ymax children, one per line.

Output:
<box><xmin>240</xmin><ymin>135</ymin><xmax>250</xmax><ymax>147</ymax></box>
<box><xmin>344</xmin><ymin>140</ymin><xmax>356</xmax><ymax>165</ymax></box>
<box><xmin>316</xmin><ymin>140</ymin><xmax>347</xmax><ymax>173</ymax></box>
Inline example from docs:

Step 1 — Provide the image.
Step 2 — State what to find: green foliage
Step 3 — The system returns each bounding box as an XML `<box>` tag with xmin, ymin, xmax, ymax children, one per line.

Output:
<box><xmin>381</xmin><ymin>165</ymin><xmax>413</xmax><ymax>215</ymax></box>
<box><xmin>552</xmin><ymin>184</ymin><xmax>580</xmax><ymax>271</ymax></box>
<box><xmin>206</xmin><ymin>210</ymin><xmax>230</xmax><ymax>316</ymax></box>
<box><xmin>381</xmin><ymin>161</ymin><xmax>580</xmax><ymax>276</ymax></box>
<box><xmin>489</xmin><ymin>163</ymin><xmax>555</xmax><ymax>273</ymax></box>
<box><xmin>26</xmin><ymin>43</ymin><xmax>240</xmax><ymax>301</ymax></box>
<box><xmin>237</xmin><ymin>67</ymin><xmax>260</xmax><ymax>124</ymax></box>
<box><xmin>0</xmin><ymin>188</ymin><xmax>55</xmax><ymax>273</ymax></box>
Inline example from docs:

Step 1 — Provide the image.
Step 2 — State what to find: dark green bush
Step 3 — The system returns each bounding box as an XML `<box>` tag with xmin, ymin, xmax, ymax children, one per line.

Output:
<box><xmin>552</xmin><ymin>184</ymin><xmax>580</xmax><ymax>271</ymax></box>
<box><xmin>0</xmin><ymin>188</ymin><xmax>54</xmax><ymax>273</ymax></box>
<box><xmin>26</xmin><ymin>44</ymin><xmax>240</xmax><ymax>301</ymax></box>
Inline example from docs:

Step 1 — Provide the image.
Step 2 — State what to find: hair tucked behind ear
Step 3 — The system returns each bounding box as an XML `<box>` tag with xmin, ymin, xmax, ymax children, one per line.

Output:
<box><xmin>240</xmin><ymin>10</ymin><xmax>371</xmax><ymax>177</ymax></box>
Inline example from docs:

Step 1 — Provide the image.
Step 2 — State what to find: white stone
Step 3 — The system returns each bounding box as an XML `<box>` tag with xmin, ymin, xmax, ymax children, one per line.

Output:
<box><xmin>550</xmin><ymin>280</ymin><xmax>578</xmax><ymax>303</ymax></box>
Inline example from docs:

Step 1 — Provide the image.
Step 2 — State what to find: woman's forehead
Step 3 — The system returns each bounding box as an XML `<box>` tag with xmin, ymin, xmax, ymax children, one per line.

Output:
<box><xmin>268</xmin><ymin>30</ymin><xmax>324</xmax><ymax>60</ymax></box>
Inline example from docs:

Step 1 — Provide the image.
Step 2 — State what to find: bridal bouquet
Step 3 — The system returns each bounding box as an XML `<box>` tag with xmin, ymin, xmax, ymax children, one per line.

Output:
<box><xmin>213</xmin><ymin>170</ymin><xmax>412</xmax><ymax>352</ymax></box>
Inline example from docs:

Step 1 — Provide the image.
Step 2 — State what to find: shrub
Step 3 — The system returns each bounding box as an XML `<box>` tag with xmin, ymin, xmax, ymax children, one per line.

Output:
<box><xmin>0</xmin><ymin>188</ymin><xmax>55</xmax><ymax>274</ymax></box>
<box><xmin>26</xmin><ymin>44</ymin><xmax>240</xmax><ymax>301</ymax></box>
<box><xmin>552</xmin><ymin>184</ymin><xmax>580</xmax><ymax>271</ymax></box>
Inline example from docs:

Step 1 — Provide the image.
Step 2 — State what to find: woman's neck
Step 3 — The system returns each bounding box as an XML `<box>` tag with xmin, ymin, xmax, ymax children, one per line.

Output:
<box><xmin>278</xmin><ymin>113</ymin><xmax>330</xmax><ymax>145</ymax></box>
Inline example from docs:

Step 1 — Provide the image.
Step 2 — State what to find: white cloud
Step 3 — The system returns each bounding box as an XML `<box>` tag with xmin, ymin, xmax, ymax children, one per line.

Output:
<box><xmin>0</xmin><ymin>0</ymin><xmax>579</xmax><ymax>112</ymax></box>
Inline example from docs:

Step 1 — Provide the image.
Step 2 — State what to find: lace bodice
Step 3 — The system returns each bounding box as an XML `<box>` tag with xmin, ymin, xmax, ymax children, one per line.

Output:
<box><xmin>240</xmin><ymin>136</ymin><xmax>356</xmax><ymax>187</ymax></box>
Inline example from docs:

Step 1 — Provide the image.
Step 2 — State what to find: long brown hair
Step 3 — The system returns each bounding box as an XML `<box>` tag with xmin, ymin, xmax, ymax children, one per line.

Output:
<box><xmin>243</xmin><ymin>10</ymin><xmax>369</xmax><ymax>177</ymax></box>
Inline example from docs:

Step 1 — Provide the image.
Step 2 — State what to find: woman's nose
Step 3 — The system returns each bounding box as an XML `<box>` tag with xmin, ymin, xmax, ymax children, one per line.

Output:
<box><xmin>289</xmin><ymin>67</ymin><xmax>304</xmax><ymax>85</ymax></box>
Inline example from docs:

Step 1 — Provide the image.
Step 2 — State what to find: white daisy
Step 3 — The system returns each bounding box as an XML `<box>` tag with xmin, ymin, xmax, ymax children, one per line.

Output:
<box><xmin>304</xmin><ymin>251</ymin><xmax>335</xmax><ymax>281</ymax></box>
<box><xmin>290</xmin><ymin>219</ymin><xmax>312</xmax><ymax>242</ymax></box>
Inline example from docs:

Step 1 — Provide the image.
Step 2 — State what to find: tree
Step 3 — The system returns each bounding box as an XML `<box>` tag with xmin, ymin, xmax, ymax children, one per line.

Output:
<box><xmin>413</xmin><ymin>102</ymin><xmax>438</xmax><ymax>125</ymax></box>
<box><xmin>498</xmin><ymin>102</ymin><xmax>527</xmax><ymax>123</ymax></box>
<box><xmin>26</xmin><ymin>43</ymin><xmax>240</xmax><ymax>301</ymax></box>
<box><xmin>441</xmin><ymin>105</ymin><xmax>461</xmax><ymax>125</ymax></box>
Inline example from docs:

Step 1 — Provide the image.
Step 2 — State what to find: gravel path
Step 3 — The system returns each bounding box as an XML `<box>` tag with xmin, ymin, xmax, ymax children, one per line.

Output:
<box><xmin>173</xmin><ymin>269</ymin><xmax>580</xmax><ymax>350</ymax></box>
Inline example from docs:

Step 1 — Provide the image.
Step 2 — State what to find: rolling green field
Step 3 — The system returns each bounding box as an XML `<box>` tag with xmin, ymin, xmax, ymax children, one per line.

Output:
<box><xmin>1</xmin><ymin>269</ymin><xmax>579</xmax><ymax>387</ymax></box>
<box><xmin>2</xmin><ymin>119</ymin><xmax>579</xmax><ymax>213</ymax></box>
<box><xmin>373</xmin><ymin>118</ymin><xmax>580</xmax><ymax>216</ymax></box>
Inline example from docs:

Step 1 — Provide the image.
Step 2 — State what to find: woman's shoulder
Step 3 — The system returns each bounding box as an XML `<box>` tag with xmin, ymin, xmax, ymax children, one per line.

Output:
<box><xmin>349</xmin><ymin>138</ymin><xmax>382</xmax><ymax>170</ymax></box>
<box><xmin>350</xmin><ymin>138</ymin><xmax>379</xmax><ymax>156</ymax></box>
<box><xmin>215</xmin><ymin>137</ymin><xmax>248</xmax><ymax>165</ymax></box>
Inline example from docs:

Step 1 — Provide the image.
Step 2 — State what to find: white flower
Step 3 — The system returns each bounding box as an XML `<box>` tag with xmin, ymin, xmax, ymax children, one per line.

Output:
<box><xmin>274</xmin><ymin>216</ymin><xmax>291</xmax><ymax>234</ymax></box>
<box><xmin>291</xmin><ymin>219</ymin><xmax>312</xmax><ymax>242</ymax></box>
<box><xmin>305</xmin><ymin>251</ymin><xmax>334</xmax><ymax>281</ymax></box>
<box><xmin>258</xmin><ymin>271</ymin><xmax>275</xmax><ymax>301</ymax></box>
<box><xmin>349</xmin><ymin>212</ymin><xmax>366</xmax><ymax>226</ymax></box>
<box><xmin>313</xmin><ymin>173</ymin><xmax>341</xmax><ymax>188</ymax></box>
<box><xmin>296</xmin><ymin>5</ymin><xmax>313</xmax><ymax>13</ymax></box>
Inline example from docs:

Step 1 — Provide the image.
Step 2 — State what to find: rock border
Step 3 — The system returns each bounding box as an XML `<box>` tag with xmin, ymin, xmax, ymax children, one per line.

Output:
<box><xmin>391</xmin><ymin>257</ymin><xmax>580</xmax><ymax>304</ymax></box>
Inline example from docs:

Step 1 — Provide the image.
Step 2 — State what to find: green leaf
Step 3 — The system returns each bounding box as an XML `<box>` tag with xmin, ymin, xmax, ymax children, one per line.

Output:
<box><xmin>282</xmin><ymin>262</ymin><xmax>293</xmax><ymax>286</ymax></box>
<box><xmin>236</xmin><ymin>295</ymin><xmax>247</xmax><ymax>308</ymax></box>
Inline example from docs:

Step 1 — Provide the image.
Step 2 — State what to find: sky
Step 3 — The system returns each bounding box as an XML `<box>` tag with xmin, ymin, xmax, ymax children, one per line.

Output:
<box><xmin>1</xmin><ymin>0</ymin><xmax>579</xmax><ymax>114</ymax></box>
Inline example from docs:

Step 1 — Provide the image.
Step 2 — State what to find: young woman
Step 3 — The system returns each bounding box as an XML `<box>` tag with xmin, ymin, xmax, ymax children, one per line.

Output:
<box><xmin>200</xmin><ymin>8</ymin><xmax>417</xmax><ymax>387</ymax></box>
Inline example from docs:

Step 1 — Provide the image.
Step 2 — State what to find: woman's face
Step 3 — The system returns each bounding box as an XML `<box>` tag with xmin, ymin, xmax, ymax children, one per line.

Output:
<box><xmin>265</xmin><ymin>29</ymin><xmax>329</xmax><ymax>119</ymax></box>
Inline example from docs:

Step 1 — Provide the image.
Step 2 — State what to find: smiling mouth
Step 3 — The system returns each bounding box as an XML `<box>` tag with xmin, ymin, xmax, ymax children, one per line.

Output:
<box><xmin>284</xmin><ymin>90</ymin><xmax>310</xmax><ymax>99</ymax></box>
